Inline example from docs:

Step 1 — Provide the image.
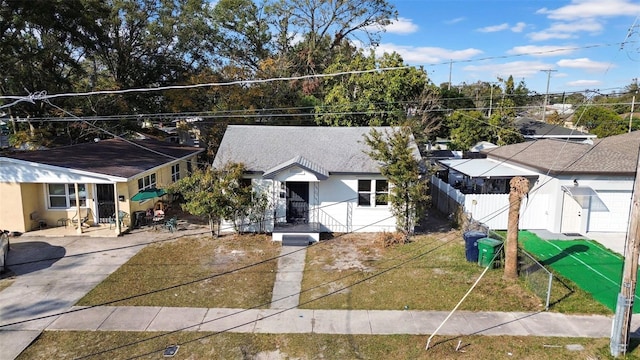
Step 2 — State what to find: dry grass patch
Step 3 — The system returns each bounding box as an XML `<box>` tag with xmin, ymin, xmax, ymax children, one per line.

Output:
<box><xmin>300</xmin><ymin>232</ymin><xmax>607</xmax><ymax>313</ymax></box>
<box><xmin>77</xmin><ymin>233</ymin><xmax>280</xmax><ymax>308</ymax></box>
<box><xmin>17</xmin><ymin>331</ymin><xmax>633</xmax><ymax>360</ymax></box>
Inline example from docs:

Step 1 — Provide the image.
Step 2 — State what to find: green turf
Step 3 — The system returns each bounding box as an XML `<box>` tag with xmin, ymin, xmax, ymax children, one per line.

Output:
<box><xmin>518</xmin><ymin>230</ymin><xmax>636</xmax><ymax>313</ymax></box>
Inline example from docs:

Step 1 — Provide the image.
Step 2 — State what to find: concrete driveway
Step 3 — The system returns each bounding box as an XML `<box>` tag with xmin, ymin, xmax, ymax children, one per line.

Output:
<box><xmin>0</xmin><ymin>232</ymin><xmax>161</xmax><ymax>360</ymax></box>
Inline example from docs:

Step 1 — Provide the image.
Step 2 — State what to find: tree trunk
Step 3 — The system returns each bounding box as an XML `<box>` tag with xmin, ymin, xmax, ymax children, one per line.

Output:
<box><xmin>504</xmin><ymin>176</ymin><xmax>529</xmax><ymax>280</ymax></box>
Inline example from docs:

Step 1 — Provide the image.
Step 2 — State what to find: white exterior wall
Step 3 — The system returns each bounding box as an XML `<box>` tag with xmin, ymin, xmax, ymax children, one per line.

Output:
<box><xmin>437</xmin><ymin>166</ymin><xmax>634</xmax><ymax>234</ymax></box>
<box><xmin>498</xmin><ymin>170</ymin><xmax>633</xmax><ymax>233</ymax></box>
<box><xmin>226</xmin><ymin>172</ymin><xmax>397</xmax><ymax>234</ymax></box>
<box><xmin>315</xmin><ymin>176</ymin><xmax>395</xmax><ymax>233</ymax></box>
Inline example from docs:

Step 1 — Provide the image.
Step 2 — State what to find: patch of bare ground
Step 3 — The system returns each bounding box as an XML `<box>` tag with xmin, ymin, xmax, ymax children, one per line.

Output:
<box><xmin>312</xmin><ymin>233</ymin><xmax>382</xmax><ymax>272</ymax></box>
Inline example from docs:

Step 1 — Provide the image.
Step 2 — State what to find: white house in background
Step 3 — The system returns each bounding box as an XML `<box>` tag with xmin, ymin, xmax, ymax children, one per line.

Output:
<box><xmin>435</xmin><ymin>131</ymin><xmax>638</xmax><ymax>234</ymax></box>
<box><xmin>213</xmin><ymin>125</ymin><xmax>422</xmax><ymax>242</ymax></box>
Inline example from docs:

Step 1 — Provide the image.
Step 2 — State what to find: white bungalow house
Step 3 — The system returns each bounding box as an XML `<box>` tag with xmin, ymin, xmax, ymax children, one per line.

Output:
<box><xmin>212</xmin><ymin>125</ymin><xmax>422</xmax><ymax>242</ymax></box>
<box><xmin>434</xmin><ymin>131</ymin><xmax>639</xmax><ymax>235</ymax></box>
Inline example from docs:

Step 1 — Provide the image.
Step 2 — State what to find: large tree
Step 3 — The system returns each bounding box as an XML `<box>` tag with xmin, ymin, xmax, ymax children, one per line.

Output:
<box><xmin>364</xmin><ymin>126</ymin><xmax>428</xmax><ymax>238</ymax></box>
<box><xmin>266</xmin><ymin>0</ymin><xmax>396</xmax><ymax>74</ymax></box>
<box><xmin>211</xmin><ymin>0</ymin><xmax>272</xmax><ymax>71</ymax></box>
<box><xmin>447</xmin><ymin>110</ymin><xmax>491</xmax><ymax>150</ymax></box>
<box><xmin>315</xmin><ymin>51</ymin><xmax>427</xmax><ymax>126</ymax></box>
<box><xmin>576</xmin><ymin>105</ymin><xmax>626</xmax><ymax>138</ymax></box>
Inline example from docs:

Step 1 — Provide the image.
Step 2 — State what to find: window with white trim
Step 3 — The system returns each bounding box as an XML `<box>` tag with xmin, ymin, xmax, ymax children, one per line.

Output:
<box><xmin>137</xmin><ymin>173</ymin><xmax>157</xmax><ymax>191</ymax></box>
<box><xmin>171</xmin><ymin>164</ymin><xmax>180</xmax><ymax>182</ymax></box>
<box><xmin>358</xmin><ymin>179</ymin><xmax>388</xmax><ymax>206</ymax></box>
<box><xmin>48</xmin><ymin>184</ymin><xmax>87</xmax><ymax>209</ymax></box>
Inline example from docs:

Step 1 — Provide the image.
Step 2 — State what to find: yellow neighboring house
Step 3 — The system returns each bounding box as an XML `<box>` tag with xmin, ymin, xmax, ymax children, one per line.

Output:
<box><xmin>0</xmin><ymin>137</ymin><xmax>203</xmax><ymax>234</ymax></box>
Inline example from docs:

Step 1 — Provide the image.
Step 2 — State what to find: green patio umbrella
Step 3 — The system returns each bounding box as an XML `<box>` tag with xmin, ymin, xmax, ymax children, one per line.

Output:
<box><xmin>131</xmin><ymin>188</ymin><xmax>167</xmax><ymax>201</ymax></box>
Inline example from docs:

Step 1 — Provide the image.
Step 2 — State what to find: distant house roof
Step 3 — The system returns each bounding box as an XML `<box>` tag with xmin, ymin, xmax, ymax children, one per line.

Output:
<box><xmin>2</xmin><ymin>138</ymin><xmax>203</xmax><ymax>179</ymax></box>
<box><xmin>482</xmin><ymin>131</ymin><xmax>640</xmax><ymax>176</ymax></box>
<box><xmin>213</xmin><ymin>125</ymin><xmax>422</xmax><ymax>174</ymax></box>
<box><xmin>439</xmin><ymin>158</ymin><xmax>538</xmax><ymax>178</ymax></box>
<box><xmin>469</xmin><ymin>141</ymin><xmax>497</xmax><ymax>152</ymax></box>
<box><xmin>515</xmin><ymin>117</ymin><xmax>596</xmax><ymax>140</ymax></box>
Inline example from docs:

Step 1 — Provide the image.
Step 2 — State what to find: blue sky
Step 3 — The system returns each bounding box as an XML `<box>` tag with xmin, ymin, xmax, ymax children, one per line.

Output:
<box><xmin>372</xmin><ymin>0</ymin><xmax>640</xmax><ymax>94</ymax></box>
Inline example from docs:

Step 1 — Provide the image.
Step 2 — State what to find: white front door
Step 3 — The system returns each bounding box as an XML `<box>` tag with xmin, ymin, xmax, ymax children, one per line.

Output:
<box><xmin>561</xmin><ymin>193</ymin><xmax>582</xmax><ymax>234</ymax></box>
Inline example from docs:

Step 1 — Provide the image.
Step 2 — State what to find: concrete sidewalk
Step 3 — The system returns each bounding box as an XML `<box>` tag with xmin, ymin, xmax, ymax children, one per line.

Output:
<box><xmin>44</xmin><ymin>305</ymin><xmax>632</xmax><ymax>338</ymax></box>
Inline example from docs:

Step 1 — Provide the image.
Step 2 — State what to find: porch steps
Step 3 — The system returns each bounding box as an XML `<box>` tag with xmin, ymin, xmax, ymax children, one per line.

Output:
<box><xmin>281</xmin><ymin>234</ymin><xmax>312</xmax><ymax>246</ymax></box>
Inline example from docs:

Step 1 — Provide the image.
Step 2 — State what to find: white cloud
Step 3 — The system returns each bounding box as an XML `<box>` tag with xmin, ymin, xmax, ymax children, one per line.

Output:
<box><xmin>507</xmin><ymin>45</ymin><xmax>577</xmax><ymax>57</ymax></box>
<box><xmin>556</xmin><ymin>58</ymin><xmax>613</xmax><ymax>72</ymax></box>
<box><xmin>565</xmin><ymin>79</ymin><xmax>603</xmax><ymax>87</ymax></box>
<box><xmin>385</xmin><ymin>17</ymin><xmax>419</xmax><ymax>34</ymax></box>
<box><xmin>537</xmin><ymin>0</ymin><xmax>640</xmax><ymax>21</ymax></box>
<box><xmin>477</xmin><ymin>22</ymin><xmax>527</xmax><ymax>33</ymax></box>
<box><xmin>528</xmin><ymin>19</ymin><xmax>603</xmax><ymax>41</ymax></box>
<box><xmin>444</xmin><ymin>17</ymin><xmax>466</xmax><ymax>25</ymax></box>
<box><xmin>511</xmin><ymin>22</ymin><xmax>527</xmax><ymax>33</ymax></box>
<box><xmin>477</xmin><ymin>23</ymin><xmax>509</xmax><ymax>33</ymax></box>
<box><xmin>463</xmin><ymin>61</ymin><xmax>553</xmax><ymax>79</ymax></box>
<box><xmin>375</xmin><ymin>43</ymin><xmax>482</xmax><ymax>64</ymax></box>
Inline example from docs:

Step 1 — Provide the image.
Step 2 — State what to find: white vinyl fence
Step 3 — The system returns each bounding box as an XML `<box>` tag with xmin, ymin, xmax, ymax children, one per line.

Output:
<box><xmin>431</xmin><ymin>176</ymin><xmax>548</xmax><ymax>230</ymax></box>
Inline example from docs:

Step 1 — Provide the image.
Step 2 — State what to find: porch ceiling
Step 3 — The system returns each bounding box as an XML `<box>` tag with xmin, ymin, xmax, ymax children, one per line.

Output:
<box><xmin>439</xmin><ymin>158</ymin><xmax>538</xmax><ymax>179</ymax></box>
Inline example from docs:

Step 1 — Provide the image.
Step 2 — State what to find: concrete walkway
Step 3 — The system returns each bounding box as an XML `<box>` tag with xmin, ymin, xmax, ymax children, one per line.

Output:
<box><xmin>270</xmin><ymin>246</ymin><xmax>307</xmax><ymax>309</ymax></box>
<box><xmin>43</xmin><ymin>305</ymin><xmax>635</xmax><ymax>338</ymax></box>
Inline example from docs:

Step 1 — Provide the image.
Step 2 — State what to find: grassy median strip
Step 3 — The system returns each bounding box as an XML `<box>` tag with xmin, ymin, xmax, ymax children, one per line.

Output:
<box><xmin>18</xmin><ymin>331</ymin><xmax>632</xmax><ymax>360</ymax></box>
<box><xmin>77</xmin><ymin>234</ymin><xmax>280</xmax><ymax>308</ymax></box>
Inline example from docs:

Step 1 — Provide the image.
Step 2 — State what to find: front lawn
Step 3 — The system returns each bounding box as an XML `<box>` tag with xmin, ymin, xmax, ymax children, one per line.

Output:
<box><xmin>77</xmin><ymin>234</ymin><xmax>280</xmax><ymax>308</ymax></box>
<box><xmin>300</xmin><ymin>232</ymin><xmax>610</xmax><ymax>314</ymax></box>
<box><xmin>18</xmin><ymin>331</ymin><xmax>632</xmax><ymax>360</ymax></box>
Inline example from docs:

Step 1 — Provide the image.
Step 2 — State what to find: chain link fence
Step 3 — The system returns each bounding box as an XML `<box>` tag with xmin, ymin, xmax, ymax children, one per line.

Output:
<box><xmin>488</xmin><ymin>230</ymin><xmax>555</xmax><ymax>310</ymax></box>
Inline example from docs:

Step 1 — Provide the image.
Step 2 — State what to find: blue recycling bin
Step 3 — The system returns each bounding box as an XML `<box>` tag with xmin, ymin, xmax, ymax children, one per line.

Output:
<box><xmin>463</xmin><ymin>231</ymin><xmax>486</xmax><ymax>262</ymax></box>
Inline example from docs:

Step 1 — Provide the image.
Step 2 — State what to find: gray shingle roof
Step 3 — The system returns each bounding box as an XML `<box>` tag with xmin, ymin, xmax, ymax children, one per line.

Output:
<box><xmin>515</xmin><ymin>117</ymin><xmax>595</xmax><ymax>139</ymax></box>
<box><xmin>213</xmin><ymin>125</ymin><xmax>421</xmax><ymax>174</ymax></box>
<box><xmin>482</xmin><ymin>131</ymin><xmax>640</xmax><ymax>175</ymax></box>
<box><xmin>4</xmin><ymin>138</ymin><xmax>203</xmax><ymax>178</ymax></box>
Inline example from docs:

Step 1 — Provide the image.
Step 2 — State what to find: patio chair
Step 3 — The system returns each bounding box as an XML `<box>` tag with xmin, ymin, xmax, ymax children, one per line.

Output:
<box><xmin>71</xmin><ymin>209</ymin><xmax>90</xmax><ymax>229</ymax></box>
<box><xmin>164</xmin><ymin>217</ymin><xmax>178</xmax><ymax>233</ymax></box>
<box><xmin>30</xmin><ymin>211</ymin><xmax>47</xmax><ymax>230</ymax></box>
<box><xmin>109</xmin><ymin>210</ymin><xmax>129</xmax><ymax>230</ymax></box>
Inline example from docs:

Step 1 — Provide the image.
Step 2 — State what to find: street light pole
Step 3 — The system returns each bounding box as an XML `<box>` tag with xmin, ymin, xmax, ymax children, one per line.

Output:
<box><xmin>541</xmin><ymin>69</ymin><xmax>556</xmax><ymax>123</ymax></box>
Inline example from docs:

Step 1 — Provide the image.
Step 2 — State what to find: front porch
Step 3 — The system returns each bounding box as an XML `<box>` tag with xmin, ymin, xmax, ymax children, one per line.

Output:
<box><xmin>20</xmin><ymin>223</ymin><xmax>130</xmax><ymax>238</ymax></box>
<box><xmin>272</xmin><ymin>222</ymin><xmax>321</xmax><ymax>243</ymax></box>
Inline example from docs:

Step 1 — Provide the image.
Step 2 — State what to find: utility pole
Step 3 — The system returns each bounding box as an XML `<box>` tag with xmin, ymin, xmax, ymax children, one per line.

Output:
<box><xmin>448</xmin><ymin>59</ymin><xmax>452</xmax><ymax>91</ymax></box>
<box><xmin>629</xmin><ymin>78</ymin><xmax>637</xmax><ymax>133</ymax></box>
<box><xmin>488</xmin><ymin>84</ymin><xmax>494</xmax><ymax>118</ymax></box>
<box><xmin>540</xmin><ymin>69</ymin><xmax>557</xmax><ymax>123</ymax></box>
<box><xmin>611</xmin><ymin>146</ymin><xmax>640</xmax><ymax>357</ymax></box>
